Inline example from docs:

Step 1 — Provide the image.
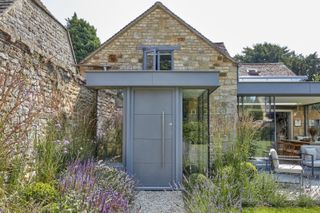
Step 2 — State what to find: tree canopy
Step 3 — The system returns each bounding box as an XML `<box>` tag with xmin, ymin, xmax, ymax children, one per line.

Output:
<box><xmin>234</xmin><ymin>43</ymin><xmax>320</xmax><ymax>80</ymax></box>
<box><xmin>66</xmin><ymin>13</ymin><xmax>101</xmax><ymax>63</ymax></box>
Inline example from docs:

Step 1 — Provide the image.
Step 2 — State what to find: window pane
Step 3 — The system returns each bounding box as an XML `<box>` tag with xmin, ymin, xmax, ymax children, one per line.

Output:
<box><xmin>146</xmin><ymin>51</ymin><xmax>154</xmax><ymax>70</ymax></box>
<box><xmin>308</xmin><ymin>103</ymin><xmax>320</xmax><ymax>142</ymax></box>
<box><xmin>159</xmin><ymin>51</ymin><xmax>172</xmax><ymax>70</ymax></box>
<box><xmin>183</xmin><ymin>89</ymin><xmax>209</xmax><ymax>176</ymax></box>
<box><xmin>238</xmin><ymin>96</ymin><xmax>275</xmax><ymax>157</ymax></box>
<box><xmin>97</xmin><ymin>90</ymin><xmax>123</xmax><ymax>163</ymax></box>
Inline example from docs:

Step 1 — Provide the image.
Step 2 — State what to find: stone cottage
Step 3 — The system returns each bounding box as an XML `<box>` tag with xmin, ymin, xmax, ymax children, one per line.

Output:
<box><xmin>80</xmin><ymin>2</ymin><xmax>238</xmax><ymax>189</ymax></box>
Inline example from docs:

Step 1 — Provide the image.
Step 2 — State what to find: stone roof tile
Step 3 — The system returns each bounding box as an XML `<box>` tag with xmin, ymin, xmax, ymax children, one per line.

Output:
<box><xmin>214</xmin><ymin>42</ymin><xmax>231</xmax><ymax>58</ymax></box>
<box><xmin>238</xmin><ymin>63</ymin><xmax>296</xmax><ymax>77</ymax></box>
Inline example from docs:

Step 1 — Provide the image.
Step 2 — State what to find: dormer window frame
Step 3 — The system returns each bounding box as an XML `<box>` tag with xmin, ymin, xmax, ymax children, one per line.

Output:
<box><xmin>141</xmin><ymin>45</ymin><xmax>180</xmax><ymax>71</ymax></box>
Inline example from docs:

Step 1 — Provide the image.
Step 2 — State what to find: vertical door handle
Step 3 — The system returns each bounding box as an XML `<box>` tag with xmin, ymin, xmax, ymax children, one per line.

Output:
<box><xmin>161</xmin><ymin>111</ymin><xmax>165</xmax><ymax>168</ymax></box>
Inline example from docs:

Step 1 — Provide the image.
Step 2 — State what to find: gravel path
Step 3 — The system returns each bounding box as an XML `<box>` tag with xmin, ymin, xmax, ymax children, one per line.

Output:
<box><xmin>130</xmin><ymin>191</ymin><xmax>186</xmax><ymax>213</ymax></box>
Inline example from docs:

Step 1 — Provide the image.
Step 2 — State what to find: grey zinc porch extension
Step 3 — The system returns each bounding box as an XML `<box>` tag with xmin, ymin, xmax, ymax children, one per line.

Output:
<box><xmin>86</xmin><ymin>70</ymin><xmax>220</xmax><ymax>189</ymax></box>
<box><xmin>85</xmin><ymin>70</ymin><xmax>220</xmax><ymax>88</ymax></box>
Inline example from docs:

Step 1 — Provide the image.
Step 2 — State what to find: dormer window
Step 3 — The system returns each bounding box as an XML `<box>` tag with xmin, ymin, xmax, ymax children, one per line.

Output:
<box><xmin>143</xmin><ymin>47</ymin><xmax>174</xmax><ymax>71</ymax></box>
<box><xmin>247</xmin><ymin>69</ymin><xmax>260</xmax><ymax>76</ymax></box>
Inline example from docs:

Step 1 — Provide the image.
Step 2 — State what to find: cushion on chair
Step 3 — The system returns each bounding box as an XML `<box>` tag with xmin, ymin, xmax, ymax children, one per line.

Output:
<box><xmin>301</xmin><ymin>145</ymin><xmax>320</xmax><ymax>160</ymax></box>
<box><xmin>303</xmin><ymin>160</ymin><xmax>320</xmax><ymax>167</ymax></box>
<box><xmin>303</xmin><ymin>148</ymin><xmax>317</xmax><ymax>161</ymax></box>
<box><xmin>275</xmin><ymin>164</ymin><xmax>303</xmax><ymax>174</ymax></box>
<box><xmin>270</xmin><ymin>148</ymin><xmax>279</xmax><ymax>169</ymax></box>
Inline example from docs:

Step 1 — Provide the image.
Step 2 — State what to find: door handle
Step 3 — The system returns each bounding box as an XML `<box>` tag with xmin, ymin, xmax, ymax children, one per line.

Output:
<box><xmin>161</xmin><ymin>111</ymin><xmax>165</xmax><ymax>168</ymax></box>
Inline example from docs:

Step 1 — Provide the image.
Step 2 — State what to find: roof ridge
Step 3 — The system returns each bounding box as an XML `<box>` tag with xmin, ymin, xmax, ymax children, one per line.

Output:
<box><xmin>80</xmin><ymin>2</ymin><xmax>235</xmax><ymax>64</ymax></box>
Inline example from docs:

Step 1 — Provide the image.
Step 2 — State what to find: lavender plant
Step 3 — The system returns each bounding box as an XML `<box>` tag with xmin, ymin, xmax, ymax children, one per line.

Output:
<box><xmin>58</xmin><ymin>159</ymin><xmax>129</xmax><ymax>212</ymax></box>
<box><xmin>95</xmin><ymin>162</ymin><xmax>136</xmax><ymax>202</ymax></box>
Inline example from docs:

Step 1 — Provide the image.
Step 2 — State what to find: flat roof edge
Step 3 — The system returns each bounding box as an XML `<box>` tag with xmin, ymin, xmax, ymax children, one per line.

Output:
<box><xmin>85</xmin><ymin>71</ymin><xmax>220</xmax><ymax>88</ymax></box>
<box><xmin>238</xmin><ymin>82</ymin><xmax>320</xmax><ymax>96</ymax></box>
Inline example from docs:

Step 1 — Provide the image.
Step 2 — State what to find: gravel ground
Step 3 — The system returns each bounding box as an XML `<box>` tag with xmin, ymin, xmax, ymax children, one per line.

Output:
<box><xmin>130</xmin><ymin>191</ymin><xmax>186</xmax><ymax>213</ymax></box>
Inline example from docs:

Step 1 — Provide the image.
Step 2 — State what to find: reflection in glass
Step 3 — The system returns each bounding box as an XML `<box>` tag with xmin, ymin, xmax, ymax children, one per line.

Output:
<box><xmin>146</xmin><ymin>51</ymin><xmax>155</xmax><ymax>70</ymax></box>
<box><xmin>143</xmin><ymin>49</ymin><xmax>173</xmax><ymax>71</ymax></box>
<box><xmin>183</xmin><ymin>89</ymin><xmax>209</xmax><ymax>176</ymax></box>
<box><xmin>307</xmin><ymin>103</ymin><xmax>320</xmax><ymax>142</ymax></box>
<box><xmin>238</xmin><ymin>96</ymin><xmax>275</xmax><ymax>157</ymax></box>
<box><xmin>158</xmin><ymin>51</ymin><xmax>172</xmax><ymax>70</ymax></box>
<box><xmin>96</xmin><ymin>90</ymin><xmax>123</xmax><ymax>163</ymax></box>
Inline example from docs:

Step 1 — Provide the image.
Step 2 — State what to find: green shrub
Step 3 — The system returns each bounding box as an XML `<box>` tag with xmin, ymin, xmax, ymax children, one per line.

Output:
<box><xmin>23</xmin><ymin>182</ymin><xmax>59</xmax><ymax>204</ymax></box>
<box><xmin>188</xmin><ymin>173</ymin><xmax>209</xmax><ymax>188</ymax></box>
<box><xmin>242</xmin><ymin>162</ymin><xmax>257</xmax><ymax>179</ymax></box>
<box><xmin>221</xmin><ymin>165</ymin><xmax>234</xmax><ymax>177</ymax></box>
<box><xmin>296</xmin><ymin>194</ymin><xmax>316</xmax><ymax>207</ymax></box>
<box><xmin>183</xmin><ymin>121</ymin><xmax>205</xmax><ymax>144</ymax></box>
<box><xmin>242</xmin><ymin>173</ymin><xmax>287</xmax><ymax>207</ymax></box>
<box><xmin>183</xmin><ymin>164</ymin><xmax>200</xmax><ymax>176</ymax></box>
<box><xmin>267</xmin><ymin>193</ymin><xmax>289</xmax><ymax>207</ymax></box>
<box><xmin>35</xmin><ymin>136</ymin><xmax>64</xmax><ymax>184</ymax></box>
<box><xmin>62</xmin><ymin>111</ymin><xmax>97</xmax><ymax>162</ymax></box>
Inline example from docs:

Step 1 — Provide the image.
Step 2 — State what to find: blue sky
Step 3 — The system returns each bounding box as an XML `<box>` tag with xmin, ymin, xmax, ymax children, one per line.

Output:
<box><xmin>43</xmin><ymin>0</ymin><xmax>320</xmax><ymax>56</ymax></box>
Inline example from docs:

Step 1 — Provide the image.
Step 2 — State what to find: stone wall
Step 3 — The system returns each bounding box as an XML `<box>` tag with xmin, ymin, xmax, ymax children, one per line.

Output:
<box><xmin>0</xmin><ymin>0</ymin><xmax>75</xmax><ymax>70</ymax></box>
<box><xmin>0</xmin><ymin>29</ymin><xmax>95</xmax><ymax>132</ymax></box>
<box><xmin>0</xmin><ymin>0</ymin><xmax>98</xmax><ymax>137</ymax></box>
<box><xmin>81</xmin><ymin>5</ymin><xmax>238</xmax><ymax>167</ymax></box>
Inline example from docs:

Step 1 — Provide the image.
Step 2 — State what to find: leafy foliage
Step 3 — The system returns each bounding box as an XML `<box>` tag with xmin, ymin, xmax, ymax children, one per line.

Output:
<box><xmin>66</xmin><ymin>13</ymin><xmax>101</xmax><ymax>63</ymax></box>
<box><xmin>234</xmin><ymin>42</ymin><xmax>320</xmax><ymax>80</ymax></box>
<box><xmin>23</xmin><ymin>182</ymin><xmax>59</xmax><ymax>204</ymax></box>
<box><xmin>183</xmin><ymin>121</ymin><xmax>205</xmax><ymax>144</ymax></box>
<box><xmin>312</xmin><ymin>73</ymin><xmax>320</xmax><ymax>81</ymax></box>
<box><xmin>184</xmin><ymin>112</ymin><xmax>289</xmax><ymax>212</ymax></box>
<box><xmin>34</xmin><ymin>109</ymin><xmax>97</xmax><ymax>184</ymax></box>
<box><xmin>34</xmin><ymin>121</ymin><xmax>66</xmax><ymax>184</ymax></box>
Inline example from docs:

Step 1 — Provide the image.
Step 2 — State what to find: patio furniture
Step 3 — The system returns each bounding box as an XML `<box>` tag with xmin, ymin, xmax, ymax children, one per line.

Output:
<box><xmin>279</xmin><ymin>139</ymin><xmax>311</xmax><ymax>156</ymax></box>
<box><xmin>269</xmin><ymin>148</ymin><xmax>304</xmax><ymax>186</ymax></box>
<box><xmin>300</xmin><ymin>145</ymin><xmax>320</xmax><ymax>176</ymax></box>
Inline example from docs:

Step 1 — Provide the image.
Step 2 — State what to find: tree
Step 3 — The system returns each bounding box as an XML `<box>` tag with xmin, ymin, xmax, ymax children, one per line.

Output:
<box><xmin>235</xmin><ymin>42</ymin><xmax>320</xmax><ymax>80</ymax></box>
<box><xmin>66</xmin><ymin>13</ymin><xmax>101</xmax><ymax>63</ymax></box>
<box><xmin>234</xmin><ymin>43</ymin><xmax>294</xmax><ymax>63</ymax></box>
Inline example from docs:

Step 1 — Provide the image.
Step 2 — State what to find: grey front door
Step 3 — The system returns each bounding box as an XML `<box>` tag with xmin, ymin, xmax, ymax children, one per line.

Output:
<box><xmin>132</xmin><ymin>88</ymin><xmax>175</xmax><ymax>188</ymax></box>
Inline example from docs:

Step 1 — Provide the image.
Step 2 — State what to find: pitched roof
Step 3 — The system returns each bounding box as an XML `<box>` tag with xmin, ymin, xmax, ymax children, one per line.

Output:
<box><xmin>213</xmin><ymin>42</ymin><xmax>231</xmax><ymax>58</ymax></box>
<box><xmin>32</xmin><ymin>0</ymin><xmax>54</xmax><ymax>17</ymax></box>
<box><xmin>0</xmin><ymin>0</ymin><xmax>15</xmax><ymax>14</ymax></box>
<box><xmin>80</xmin><ymin>1</ymin><xmax>236</xmax><ymax>64</ymax></box>
<box><xmin>238</xmin><ymin>63</ymin><xmax>297</xmax><ymax>77</ymax></box>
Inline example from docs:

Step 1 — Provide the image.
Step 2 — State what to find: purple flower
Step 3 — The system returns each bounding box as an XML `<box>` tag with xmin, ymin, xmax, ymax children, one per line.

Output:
<box><xmin>55</xmin><ymin>123</ymin><xmax>62</xmax><ymax>129</ymax></box>
<box><xmin>59</xmin><ymin>159</ymin><xmax>129</xmax><ymax>212</ymax></box>
<box><xmin>63</xmin><ymin>139</ymin><xmax>70</xmax><ymax>146</ymax></box>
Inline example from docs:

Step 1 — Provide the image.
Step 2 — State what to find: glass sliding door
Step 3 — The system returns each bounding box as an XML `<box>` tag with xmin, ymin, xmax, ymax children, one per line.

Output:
<box><xmin>183</xmin><ymin>89</ymin><xmax>209</xmax><ymax>176</ymax></box>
